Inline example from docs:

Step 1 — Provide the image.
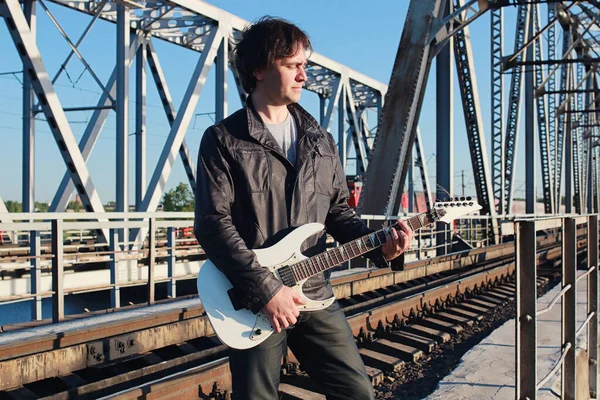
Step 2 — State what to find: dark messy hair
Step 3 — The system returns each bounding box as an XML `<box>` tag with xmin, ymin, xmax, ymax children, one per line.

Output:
<box><xmin>232</xmin><ymin>16</ymin><xmax>312</xmax><ymax>93</ymax></box>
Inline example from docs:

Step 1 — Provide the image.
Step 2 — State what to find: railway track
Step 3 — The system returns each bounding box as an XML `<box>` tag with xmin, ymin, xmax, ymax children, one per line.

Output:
<box><xmin>0</xmin><ymin>231</ymin><xmax>585</xmax><ymax>399</ymax></box>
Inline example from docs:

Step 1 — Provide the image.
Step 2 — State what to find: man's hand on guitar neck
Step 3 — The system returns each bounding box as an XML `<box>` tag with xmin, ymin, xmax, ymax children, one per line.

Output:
<box><xmin>263</xmin><ymin>286</ymin><xmax>307</xmax><ymax>333</ymax></box>
<box><xmin>382</xmin><ymin>220</ymin><xmax>413</xmax><ymax>261</ymax></box>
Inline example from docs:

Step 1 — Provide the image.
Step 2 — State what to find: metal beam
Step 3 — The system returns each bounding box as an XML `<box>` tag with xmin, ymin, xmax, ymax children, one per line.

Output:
<box><xmin>555</xmin><ymin>29</ymin><xmax>572</xmax><ymax>212</ymax></box>
<box><xmin>453</xmin><ymin>0</ymin><xmax>497</xmax><ymax>229</ymax></box>
<box><xmin>533</xmin><ymin>4</ymin><xmax>554</xmax><ymax>214</ymax></box>
<box><xmin>414</xmin><ymin>127</ymin><xmax>433</xmax><ymax>211</ymax></box>
<box><xmin>547</xmin><ymin>2</ymin><xmax>557</xmax><ymax>213</ymax></box>
<box><xmin>1</xmin><ymin>0</ymin><xmax>106</xmax><ymax>216</ymax></box>
<box><xmin>50</xmin><ymin>37</ymin><xmax>140</xmax><ymax>212</ymax></box>
<box><xmin>135</xmin><ymin>39</ymin><xmax>147</xmax><ymax>210</ymax></box>
<box><xmin>505</xmin><ymin>3</ymin><xmax>530</xmax><ymax>214</ymax></box>
<box><xmin>436</xmin><ymin>0</ymin><xmax>453</xmax><ymax>255</ymax></box>
<box><xmin>22</xmin><ymin>0</ymin><xmax>36</xmax><ymax>213</ymax></box>
<box><xmin>344</xmin><ymin>79</ymin><xmax>369</xmax><ymax>175</ymax></box>
<box><xmin>361</xmin><ymin>0</ymin><xmax>444</xmax><ymax>216</ymax></box>
<box><xmin>116</xmin><ymin>4</ymin><xmax>130</xmax><ymax>217</ymax></box>
<box><xmin>137</xmin><ymin>26</ymin><xmax>223</xmax><ymax>218</ymax></box>
<box><xmin>491</xmin><ymin>7</ymin><xmax>504</xmax><ymax>214</ymax></box>
<box><xmin>215</xmin><ymin>30</ymin><xmax>228</xmax><ymax>122</ymax></box>
<box><xmin>321</xmin><ymin>77</ymin><xmax>343</xmax><ymax>132</ymax></box>
<box><xmin>525</xmin><ymin>6</ymin><xmax>535</xmax><ymax>214</ymax></box>
<box><xmin>146</xmin><ymin>39</ymin><xmax>197</xmax><ymax>192</ymax></box>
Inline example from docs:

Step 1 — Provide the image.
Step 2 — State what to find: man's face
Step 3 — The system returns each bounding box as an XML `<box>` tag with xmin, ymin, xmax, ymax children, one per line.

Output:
<box><xmin>254</xmin><ymin>44</ymin><xmax>308</xmax><ymax>106</ymax></box>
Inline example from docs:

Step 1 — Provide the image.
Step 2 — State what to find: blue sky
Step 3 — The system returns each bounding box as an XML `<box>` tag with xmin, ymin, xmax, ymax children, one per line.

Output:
<box><xmin>0</xmin><ymin>1</ymin><xmax>542</xmax><ymax>205</ymax></box>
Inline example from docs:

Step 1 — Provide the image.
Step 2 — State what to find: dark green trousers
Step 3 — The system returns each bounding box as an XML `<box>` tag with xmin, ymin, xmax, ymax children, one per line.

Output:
<box><xmin>228</xmin><ymin>301</ymin><xmax>374</xmax><ymax>400</ymax></box>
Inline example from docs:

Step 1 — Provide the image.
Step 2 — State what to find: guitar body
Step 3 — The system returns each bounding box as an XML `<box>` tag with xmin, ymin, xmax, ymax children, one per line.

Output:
<box><xmin>197</xmin><ymin>199</ymin><xmax>482</xmax><ymax>350</ymax></box>
<box><xmin>197</xmin><ymin>223</ymin><xmax>335</xmax><ymax>350</ymax></box>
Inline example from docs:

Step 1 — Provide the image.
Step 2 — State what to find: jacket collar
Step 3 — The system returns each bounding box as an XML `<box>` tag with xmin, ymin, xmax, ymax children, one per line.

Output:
<box><xmin>244</xmin><ymin>95</ymin><xmax>324</xmax><ymax>150</ymax></box>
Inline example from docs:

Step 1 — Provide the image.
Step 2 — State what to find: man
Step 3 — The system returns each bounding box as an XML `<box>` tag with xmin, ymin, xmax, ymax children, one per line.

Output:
<box><xmin>194</xmin><ymin>16</ymin><xmax>413</xmax><ymax>400</ymax></box>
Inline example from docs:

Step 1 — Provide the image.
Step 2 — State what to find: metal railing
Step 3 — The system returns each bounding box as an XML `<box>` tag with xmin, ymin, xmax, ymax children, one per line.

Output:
<box><xmin>515</xmin><ymin>215</ymin><xmax>599</xmax><ymax>399</ymax></box>
<box><xmin>0</xmin><ymin>211</ymin><xmax>494</xmax><ymax>325</ymax></box>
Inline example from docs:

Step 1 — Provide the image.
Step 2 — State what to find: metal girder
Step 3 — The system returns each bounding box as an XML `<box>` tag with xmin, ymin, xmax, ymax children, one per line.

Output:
<box><xmin>47</xmin><ymin>0</ymin><xmax>387</xmax><ymax>110</ymax></box>
<box><xmin>491</xmin><ymin>7</ymin><xmax>504</xmax><ymax>214</ymax></box>
<box><xmin>1</xmin><ymin>0</ymin><xmax>106</xmax><ymax>216</ymax></box>
<box><xmin>587</xmin><ymin>79</ymin><xmax>597</xmax><ymax>211</ymax></box>
<box><xmin>145</xmin><ymin>39</ymin><xmax>196</xmax><ymax>192</ymax></box>
<box><xmin>344</xmin><ymin>78</ymin><xmax>369</xmax><ymax>175</ymax></box>
<box><xmin>548</xmin><ymin>3</ymin><xmax>557</xmax><ymax>213</ymax></box>
<box><xmin>338</xmin><ymin>83</ymin><xmax>347</xmax><ymax>169</ymax></box>
<box><xmin>436</xmin><ymin>0</ymin><xmax>454</xmax><ymax>255</ymax></box>
<box><xmin>38</xmin><ymin>0</ymin><xmax>115</xmax><ymax>103</ymax></box>
<box><xmin>136</xmin><ymin>26</ymin><xmax>223</xmax><ymax>229</ymax></box>
<box><xmin>504</xmin><ymin>1</ymin><xmax>579</xmax><ymax>68</ymax></box>
<box><xmin>533</xmin><ymin>4</ymin><xmax>554</xmax><ymax>214</ymax></box>
<box><xmin>360</xmin><ymin>0</ymin><xmax>445</xmax><ymax>216</ymax></box>
<box><xmin>215</xmin><ymin>32</ymin><xmax>228</xmax><ymax>122</ymax></box>
<box><xmin>525</xmin><ymin>6</ymin><xmax>535</xmax><ymax>214</ymax></box>
<box><xmin>556</xmin><ymin>29</ymin><xmax>572</xmax><ymax>211</ymax></box>
<box><xmin>431</xmin><ymin>0</ymin><xmax>489</xmax><ymax>56</ymax></box>
<box><xmin>557</xmin><ymin>68</ymin><xmax>593</xmax><ymax>114</ymax></box>
<box><xmin>50</xmin><ymin>37</ymin><xmax>141</xmax><ymax>212</ymax></box>
<box><xmin>573</xmin><ymin>63</ymin><xmax>583</xmax><ymax>214</ymax></box>
<box><xmin>116</xmin><ymin>4</ymin><xmax>130</xmax><ymax>216</ymax></box>
<box><xmin>453</xmin><ymin>0</ymin><xmax>498</xmax><ymax>235</ymax></box>
<box><xmin>321</xmin><ymin>77</ymin><xmax>343</xmax><ymax>132</ymax></box>
<box><xmin>414</xmin><ymin>128</ymin><xmax>433</xmax><ymax>211</ymax></box>
<box><xmin>565</xmin><ymin>66</ymin><xmax>575</xmax><ymax>213</ymax></box>
<box><xmin>135</xmin><ymin>40</ymin><xmax>147</xmax><ymax>210</ymax></box>
<box><xmin>22</xmin><ymin>0</ymin><xmax>36</xmax><ymax>213</ymax></box>
<box><xmin>505</xmin><ymin>4</ymin><xmax>530</xmax><ymax>214</ymax></box>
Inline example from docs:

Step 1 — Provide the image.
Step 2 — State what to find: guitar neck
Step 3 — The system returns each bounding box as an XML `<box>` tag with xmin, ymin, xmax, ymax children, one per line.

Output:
<box><xmin>286</xmin><ymin>210</ymin><xmax>439</xmax><ymax>283</ymax></box>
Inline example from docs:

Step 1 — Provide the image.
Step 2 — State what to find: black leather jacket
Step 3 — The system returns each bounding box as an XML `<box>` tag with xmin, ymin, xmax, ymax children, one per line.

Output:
<box><xmin>194</xmin><ymin>99</ymin><xmax>396</xmax><ymax>313</ymax></box>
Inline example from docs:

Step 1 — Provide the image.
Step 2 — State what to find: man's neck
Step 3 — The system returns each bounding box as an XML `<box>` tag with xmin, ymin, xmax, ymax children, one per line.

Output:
<box><xmin>251</xmin><ymin>91</ymin><xmax>290</xmax><ymax>124</ymax></box>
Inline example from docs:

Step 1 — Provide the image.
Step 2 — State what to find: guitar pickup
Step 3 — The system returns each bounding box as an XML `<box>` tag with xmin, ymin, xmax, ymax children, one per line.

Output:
<box><xmin>277</xmin><ymin>265</ymin><xmax>297</xmax><ymax>287</ymax></box>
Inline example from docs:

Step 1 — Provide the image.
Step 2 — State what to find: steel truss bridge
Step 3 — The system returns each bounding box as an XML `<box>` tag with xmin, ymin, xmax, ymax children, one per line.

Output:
<box><xmin>1</xmin><ymin>1</ymin><xmax>600</xmax><ymax>248</ymax></box>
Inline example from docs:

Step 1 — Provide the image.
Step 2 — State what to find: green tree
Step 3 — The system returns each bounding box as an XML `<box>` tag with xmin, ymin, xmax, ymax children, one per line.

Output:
<box><xmin>5</xmin><ymin>200</ymin><xmax>22</xmax><ymax>213</ymax></box>
<box><xmin>162</xmin><ymin>183</ymin><xmax>194</xmax><ymax>211</ymax></box>
<box><xmin>35</xmin><ymin>201</ymin><xmax>49</xmax><ymax>212</ymax></box>
<box><xmin>67</xmin><ymin>200</ymin><xmax>83</xmax><ymax>212</ymax></box>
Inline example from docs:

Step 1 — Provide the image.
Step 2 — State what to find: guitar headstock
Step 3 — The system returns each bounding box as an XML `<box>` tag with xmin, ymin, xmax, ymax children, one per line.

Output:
<box><xmin>433</xmin><ymin>197</ymin><xmax>482</xmax><ymax>224</ymax></box>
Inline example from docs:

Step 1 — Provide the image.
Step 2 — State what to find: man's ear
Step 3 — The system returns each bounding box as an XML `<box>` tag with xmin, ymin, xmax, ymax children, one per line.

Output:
<box><xmin>254</xmin><ymin>68</ymin><xmax>264</xmax><ymax>82</ymax></box>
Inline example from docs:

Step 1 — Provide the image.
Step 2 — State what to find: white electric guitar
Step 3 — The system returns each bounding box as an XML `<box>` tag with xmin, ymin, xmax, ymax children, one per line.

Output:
<box><xmin>197</xmin><ymin>199</ymin><xmax>482</xmax><ymax>349</ymax></box>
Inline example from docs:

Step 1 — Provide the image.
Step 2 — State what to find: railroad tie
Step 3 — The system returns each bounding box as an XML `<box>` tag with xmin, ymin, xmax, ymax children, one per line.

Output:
<box><xmin>359</xmin><ymin>348</ymin><xmax>405</xmax><ymax>372</ymax></box>
<box><xmin>419</xmin><ymin>316</ymin><xmax>463</xmax><ymax>335</ymax></box>
<box><xmin>279</xmin><ymin>383</ymin><xmax>326</xmax><ymax>400</ymax></box>
<box><xmin>444</xmin><ymin>306</ymin><xmax>484</xmax><ymax>321</ymax></box>
<box><xmin>385</xmin><ymin>331</ymin><xmax>437</xmax><ymax>353</ymax></box>
<box><xmin>401</xmin><ymin>324</ymin><xmax>452</xmax><ymax>343</ymax></box>
<box><xmin>366</xmin><ymin>338</ymin><xmax>423</xmax><ymax>362</ymax></box>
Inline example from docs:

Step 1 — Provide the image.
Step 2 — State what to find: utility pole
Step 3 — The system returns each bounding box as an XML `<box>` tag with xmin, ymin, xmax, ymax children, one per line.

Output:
<box><xmin>462</xmin><ymin>170</ymin><xmax>465</xmax><ymax>196</ymax></box>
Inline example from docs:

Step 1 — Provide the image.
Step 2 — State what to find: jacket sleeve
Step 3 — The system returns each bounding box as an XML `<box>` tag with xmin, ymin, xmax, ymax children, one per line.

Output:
<box><xmin>194</xmin><ymin>128</ymin><xmax>283</xmax><ymax>313</ymax></box>
<box><xmin>323</xmin><ymin>139</ymin><xmax>405</xmax><ymax>270</ymax></box>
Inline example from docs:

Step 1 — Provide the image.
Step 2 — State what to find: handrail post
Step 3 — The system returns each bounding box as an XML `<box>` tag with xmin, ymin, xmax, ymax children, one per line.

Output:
<box><xmin>562</xmin><ymin>217</ymin><xmax>576</xmax><ymax>400</ymax></box>
<box><xmin>148</xmin><ymin>218</ymin><xmax>155</xmax><ymax>305</ymax></box>
<box><xmin>30</xmin><ymin>229</ymin><xmax>42</xmax><ymax>321</ymax></box>
<box><xmin>588</xmin><ymin>214</ymin><xmax>599</xmax><ymax>397</ymax></box>
<box><xmin>109</xmin><ymin>228</ymin><xmax>120</xmax><ymax>308</ymax></box>
<box><xmin>51</xmin><ymin>219</ymin><xmax>64</xmax><ymax>323</ymax></box>
<box><xmin>167</xmin><ymin>226</ymin><xmax>176</xmax><ymax>298</ymax></box>
<box><xmin>516</xmin><ymin>220</ymin><xmax>537</xmax><ymax>399</ymax></box>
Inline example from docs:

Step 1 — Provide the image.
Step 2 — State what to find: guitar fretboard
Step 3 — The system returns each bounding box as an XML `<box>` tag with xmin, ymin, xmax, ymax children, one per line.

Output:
<box><xmin>280</xmin><ymin>210</ymin><xmax>438</xmax><ymax>284</ymax></box>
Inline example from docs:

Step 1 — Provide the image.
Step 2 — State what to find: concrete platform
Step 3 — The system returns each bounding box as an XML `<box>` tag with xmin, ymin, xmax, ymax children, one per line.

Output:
<box><xmin>426</xmin><ymin>272</ymin><xmax>591</xmax><ymax>399</ymax></box>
